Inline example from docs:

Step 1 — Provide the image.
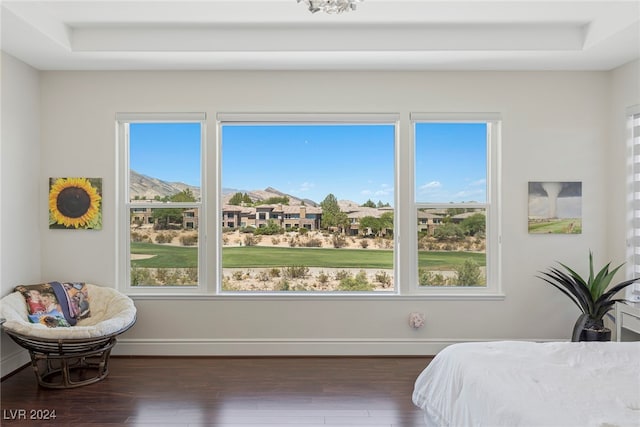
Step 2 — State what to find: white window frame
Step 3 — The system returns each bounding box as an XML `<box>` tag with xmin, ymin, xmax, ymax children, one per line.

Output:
<box><xmin>116</xmin><ymin>112</ymin><xmax>207</xmax><ymax>295</ymax></box>
<box><xmin>216</xmin><ymin>113</ymin><xmax>400</xmax><ymax>295</ymax></box>
<box><xmin>626</xmin><ymin>105</ymin><xmax>640</xmax><ymax>302</ymax></box>
<box><xmin>408</xmin><ymin>113</ymin><xmax>502</xmax><ymax>298</ymax></box>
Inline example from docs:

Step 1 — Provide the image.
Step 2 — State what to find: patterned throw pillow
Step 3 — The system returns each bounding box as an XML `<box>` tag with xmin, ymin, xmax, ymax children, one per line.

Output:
<box><xmin>14</xmin><ymin>282</ymin><xmax>91</xmax><ymax>328</ymax></box>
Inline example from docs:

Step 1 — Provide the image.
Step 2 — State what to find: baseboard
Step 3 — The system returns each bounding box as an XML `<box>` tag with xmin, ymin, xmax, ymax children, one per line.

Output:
<box><xmin>0</xmin><ymin>348</ymin><xmax>30</xmax><ymax>379</ymax></box>
<box><xmin>113</xmin><ymin>337</ymin><xmax>565</xmax><ymax>357</ymax></box>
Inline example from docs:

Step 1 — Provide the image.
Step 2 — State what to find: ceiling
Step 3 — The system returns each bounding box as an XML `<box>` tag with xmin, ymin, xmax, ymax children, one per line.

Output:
<box><xmin>1</xmin><ymin>0</ymin><xmax>639</xmax><ymax>71</ymax></box>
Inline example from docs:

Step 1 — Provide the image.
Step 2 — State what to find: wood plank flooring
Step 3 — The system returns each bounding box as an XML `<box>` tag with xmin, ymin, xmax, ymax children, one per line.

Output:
<box><xmin>1</xmin><ymin>356</ymin><xmax>433</xmax><ymax>427</ymax></box>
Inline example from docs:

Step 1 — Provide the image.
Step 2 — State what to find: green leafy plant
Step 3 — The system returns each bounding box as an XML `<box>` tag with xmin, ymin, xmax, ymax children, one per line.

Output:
<box><xmin>537</xmin><ymin>251</ymin><xmax>637</xmax><ymax>341</ymax></box>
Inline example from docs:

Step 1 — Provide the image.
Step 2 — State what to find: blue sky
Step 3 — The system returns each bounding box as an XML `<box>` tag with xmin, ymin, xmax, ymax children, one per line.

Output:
<box><xmin>415</xmin><ymin>123</ymin><xmax>487</xmax><ymax>203</ymax></box>
<box><xmin>130</xmin><ymin>122</ymin><xmax>487</xmax><ymax>205</ymax></box>
<box><xmin>130</xmin><ymin>123</ymin><xmax>202</xmax><ymax>186</ymax></box>
<box><xmin>221</xmin><ymin>124</ymin><xmax>395</xmax><ymax>205</ymax></box>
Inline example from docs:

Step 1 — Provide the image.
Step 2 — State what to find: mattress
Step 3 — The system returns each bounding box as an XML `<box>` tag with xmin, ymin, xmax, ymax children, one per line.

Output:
<box><xmin>412</xmin><ymin>341</ymin><xmax>640</xmax><ymax>427</ymax></box>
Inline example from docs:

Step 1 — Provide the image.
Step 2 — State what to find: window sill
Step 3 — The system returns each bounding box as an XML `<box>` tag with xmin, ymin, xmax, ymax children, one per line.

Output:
<box><xmin>127</xmin><ymin>292</ymin><xmax>506</xmax><ymax>301</ymax></box>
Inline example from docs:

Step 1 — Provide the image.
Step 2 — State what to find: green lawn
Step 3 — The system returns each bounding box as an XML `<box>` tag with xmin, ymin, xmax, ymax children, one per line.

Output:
<box><xmin>131</xmin><ymin>242</ymin><xmax>485</xmax><ymax>270</ymax></box>
<box><xmin>528</xmin><ymin>218</ymin><xmax>581</xmax><ymax>234</ymax></box>
<box><xmin>131</xmin><ymin>243</ymin><xmax>198</xmax><ymax>268</ymax></box>
<box><xmin>418</xmin><ymin>250</ymin><xmax>485</xmax><ymax>270</ymax></box>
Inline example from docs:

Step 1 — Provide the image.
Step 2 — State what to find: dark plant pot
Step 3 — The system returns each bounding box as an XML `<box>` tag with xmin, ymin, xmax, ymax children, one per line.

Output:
<box><xmin>572</xmin><ymin>315</ymin><xmax>611</xmax><ymax>342</ymax></box>
<box><xmin>578</xmin><ymin>327</ymin><xmax>611</xmax><ymax>342</ymax></box>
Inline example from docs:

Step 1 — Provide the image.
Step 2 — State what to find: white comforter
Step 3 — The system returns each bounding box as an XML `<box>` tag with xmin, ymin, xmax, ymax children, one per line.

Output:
<box><xmin>412</xmin><ymin>341</ymin><xmax>640</xmax><ymax>427</ymax></box>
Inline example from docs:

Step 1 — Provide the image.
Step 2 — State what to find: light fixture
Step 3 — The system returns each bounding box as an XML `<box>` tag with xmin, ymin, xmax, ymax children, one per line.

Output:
<box><xmin>297</xmin><ymin>0</ymin><xmax>363</xmax><ymax>14</ymax></box>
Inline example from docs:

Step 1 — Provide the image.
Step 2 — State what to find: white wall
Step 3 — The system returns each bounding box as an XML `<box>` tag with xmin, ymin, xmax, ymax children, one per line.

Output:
<box><xmin>32</xmin><ymin>69</ymin><xmax>625</xmax><ymax>356</ymax></box>
<box><xmin>0</xmin><ymin>52</ymin><xmax>41</xmax><ymax>374</ymax></box>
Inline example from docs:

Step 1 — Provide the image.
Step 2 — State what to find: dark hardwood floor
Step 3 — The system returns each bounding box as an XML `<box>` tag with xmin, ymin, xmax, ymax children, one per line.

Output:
<box><xmin>1</xmin><ymin>356</ymin><xmax>433</xmax><ymax>426</ymax></box>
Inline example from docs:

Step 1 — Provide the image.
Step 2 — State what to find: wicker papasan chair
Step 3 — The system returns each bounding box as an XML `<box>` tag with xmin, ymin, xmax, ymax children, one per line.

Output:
<box><xmin>0</xmin><ymin>283</ymin><xmax>136</xmax><ymax>389</ymax></box>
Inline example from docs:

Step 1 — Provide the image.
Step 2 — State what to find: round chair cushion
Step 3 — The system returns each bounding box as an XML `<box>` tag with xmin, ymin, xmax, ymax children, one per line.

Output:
<box><xmin>0</xmin><ymin>284</ymin><xmax>136</xmax><ymax>340</ymax></box>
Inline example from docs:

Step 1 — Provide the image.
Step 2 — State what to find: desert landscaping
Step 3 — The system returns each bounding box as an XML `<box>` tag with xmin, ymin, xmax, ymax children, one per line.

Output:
<box><xmin>130</xmin><ymin>224</ymin><xmax>485</xmax><ymax>291</ymax></box>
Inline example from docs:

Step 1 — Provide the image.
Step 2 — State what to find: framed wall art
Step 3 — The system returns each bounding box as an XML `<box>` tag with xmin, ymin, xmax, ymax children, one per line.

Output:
<box><xmin>49</xmin><ymin>177</ymin><xmax>102</xmax><ymax>230</ymax></box>
<box><xmin>528</xmin><ymin>181</ymin><xmax>581</xmax><ymax>234</ymax></box>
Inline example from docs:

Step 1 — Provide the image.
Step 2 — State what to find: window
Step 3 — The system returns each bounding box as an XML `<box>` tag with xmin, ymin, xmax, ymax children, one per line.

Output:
<box><xmin>218</xmin><ymin>114</ymin><xmax>398</xmax><ymax>293</ymax></box>
<box><xmin>117</xmin><ymin>113</ymin><xmax>205</xmax><ymax>292</ymax></box>
<box><xmin>628</xmin><ymin>106</ymin><xmax>640</xmax><ymax>302</ymax></box>
<box><xmin>116</xmin><ymin>112</ymin><xmax>500</xmax><ymax>298</ymax></box>
<box><xmin>411</xmin><ymin>113</ymin><xmax>501</xmax><ymax>295</ymax></box>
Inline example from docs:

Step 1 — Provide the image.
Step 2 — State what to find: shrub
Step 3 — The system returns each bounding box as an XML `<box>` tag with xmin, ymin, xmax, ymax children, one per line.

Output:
<box><xmin>316</xmin><ymin>271</ymin><xmax>329</xmax><ymax>284</ymax></box>
<box><xmin>453</xmin><ymin>259</ymin><xmax>484</xmax><ymax>286</ymax></box>
<box><xmin>184</xmin><ymin>267</ymin><xmax>198</xmax><ymax>283</ymax></box>
<box><xmin>232</xmin><ymin>270</ymin><xmax>244</xmax><ymax>281</ymax></box>
<box><xmin>338</xmin><ymin>271</ymin><xmax>373</xmax><ymax>291</ymax></box>
<box><xmin>268</xmin><ymin>268</ymin><xmax>281</xmax><ymax>278</ymax></box>
<box><xmin>334</xmin><ymin>270</ymin><xmax>350</xmax><ymax>280</ymax></box>
<box><xmin>332</xmin><ymin>234</ymin><xmax>347</xmax><ymax>248</ymax></box>
<box><xmin>180</xmin><ymin>233</ymin><xmax>198</xmax><ymax>246</ymax></box>
<box><xmin>298</xmin><ymin>227</ymin><xmax>308</xmax><ymax>235</ymax></box>
<box><xmin>359</xmin><ymin>239</ymin><xmax>369</xmax><ymax>249</ymax></box>
<box><xmin>155</xmin><ymin>231</ymin><xmax>176</xmax><ymax>244</ymax></box>
<box><xmin>254</xmin><ymin>220</ymin><xmax>284</xmax><ymax>235</ymax></box>
<box><xmin>155</xmin><ymin>268</ymin><xmax>170</xmax><ymax>284</ymax></box>
<box><xmin>131</xmin><ymin>267</ymin><xmax>155</xmax><ymax>286</ymax></box>
<box><xmin>418</xmin><ymin>269</ymin><xmax>449</xmax><ymax>286</ymax></box>
<box><xmin>304</xmin><ymin>238</ymin><xmax>323</xmax><ymax>247</ymax></box>
<box><xmin>131</xmin><ymin>231</ymin><xmax>146</xmax><ymax>243</ymax></box>
<box><xmin>243</xmin><ymin>234</ymin><xmax>259</xmax><ymax>246</ymax></box>
<box><xmin>375</xmin><ymin>271</ymin><xmax>392</xmax><ymax>287</ymax></box>
<box><xmin>283</xmin><ymin>265</ymin><xmax>309</xmax><ymax>279</ymax></box>
<box><xmin>274</xmin><ymin>279</ymin><xmax>291</xmax><ymax>291</ymax></box>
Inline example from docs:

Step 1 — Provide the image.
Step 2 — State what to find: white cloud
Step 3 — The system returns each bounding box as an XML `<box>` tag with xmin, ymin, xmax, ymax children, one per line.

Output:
<box><xmin>296</xmin><ymin>182</ymin><xmax>314</xmax><ymax>193</ymax></box>
<box><xmin>419</xmin><ymin>181</ymin><xmax>442</xmax><ymax>192</ymax></box>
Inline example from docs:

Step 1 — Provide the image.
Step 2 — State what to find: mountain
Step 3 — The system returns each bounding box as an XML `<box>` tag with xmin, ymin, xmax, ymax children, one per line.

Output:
<box><xmin>222</xmin><ymin>186</ymin><xmax>318</xmax><ymax>207</ymax></box>
<box><xmin>130</xmin><ymin>170</ymin><xmax>201</xmax><ymax>200</ymax></box>
<box><xmin>131</xmin><ymin>171</ymin><xmax>319</xmax><ymax>206</ymax></box>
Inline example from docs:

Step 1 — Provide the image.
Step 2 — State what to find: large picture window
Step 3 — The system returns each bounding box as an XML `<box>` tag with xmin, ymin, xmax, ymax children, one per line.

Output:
<box><xmin>412</xmin><ymin>113</ymin><xmax>501</xmax><ymax>295</ymax></box>
<box><xmin>116</xmin><ymin>112</ymin><xmax>501</xmax><ymax>297</ymax></box>
<box><xmin>117</xmin><ymin>113</ymin><xmax>205</xmax><ymax>292</ymax></box>
<box><xmin>218</xmin><ymin>114</ymin><xmax>398</xmax><ymax>293</ymax></box>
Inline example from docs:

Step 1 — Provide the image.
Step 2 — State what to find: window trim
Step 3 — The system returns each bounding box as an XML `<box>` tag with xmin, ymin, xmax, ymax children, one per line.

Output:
<box><xmin>408</xmin><ymin>113</ymin><xmax>503</xmax><ymax>297</ymax></box>
<box><xmin>115</xmin><ymin>111</ymin><xmax>503</xmax><ymax>300</ymax></box>
<box><xmin>116</xmin><ymin>112</ymin><xmax>207</xmax><ymax>295</ymax></box>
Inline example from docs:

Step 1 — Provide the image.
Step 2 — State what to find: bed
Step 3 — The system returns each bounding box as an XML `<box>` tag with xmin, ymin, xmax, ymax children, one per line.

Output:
<box><xmin>412</xmin><ymin>341</ymin><xmax>640</xmax><ymax>427</ymax></box>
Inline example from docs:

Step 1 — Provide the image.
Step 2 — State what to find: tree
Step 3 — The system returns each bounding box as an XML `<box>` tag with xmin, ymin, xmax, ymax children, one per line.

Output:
<box><xmin>152</xmin><ymin>189</ymin><xmax>197</xmax><ymax>229</ymax></box>
<box><xmin>254</xmin><ymin>220</ymin><xmax>283</xmax><ymax>235</ymax></box>
<box><xmin>379</xmin><ymin>211</ymin><xmax>394</xmax><ymax>235</ymax></box>
<box><xmin>259</xmin><ymin>196</ymin><xmax>290</xmax><ymax>205</ymax></box>
<box><xmin>358</xmin><ymin>216</ymin><xmax>380</xmax><ymax>236</ymax></box>
<box><xmin>320</xmin><ymin>193</ymin><xmax>348</xmax><ymax>233</ymax></box>
<box><xmin>229</xmin><ymin>192</ymin><xmax>251</xmax><ymax>205</ymax></box>
<box><xmin>361</xmin><ymin>199</ymin><xmax>376</xmax><ymax>208</ymax></box>
<box><xmin>433</xmin><ymin>223</ymin><xmax>465</xmax><ymax>241</ymax></box>
<box><xmin>170</xmin><ymin>188</ymin><xmax>196</xmax><ymax>202</ymax></box>
<box><xmin>460</xmin><ymin>213</ymin><xmax>486</xmax><ymax>236</ymax></box>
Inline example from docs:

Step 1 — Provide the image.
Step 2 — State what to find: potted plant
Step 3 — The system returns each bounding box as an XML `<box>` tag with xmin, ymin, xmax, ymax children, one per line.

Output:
<box><xmin>537</xmin><ymin>251</ymin><xmax>638</xmax><ymax>342</ymax></box>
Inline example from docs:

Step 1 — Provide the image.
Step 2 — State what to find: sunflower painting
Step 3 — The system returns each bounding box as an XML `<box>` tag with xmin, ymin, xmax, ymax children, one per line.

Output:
<box><xmin>49</xmin><ymin>177</ymin><xmax>102</xmax><ymax>230</ymax></box>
